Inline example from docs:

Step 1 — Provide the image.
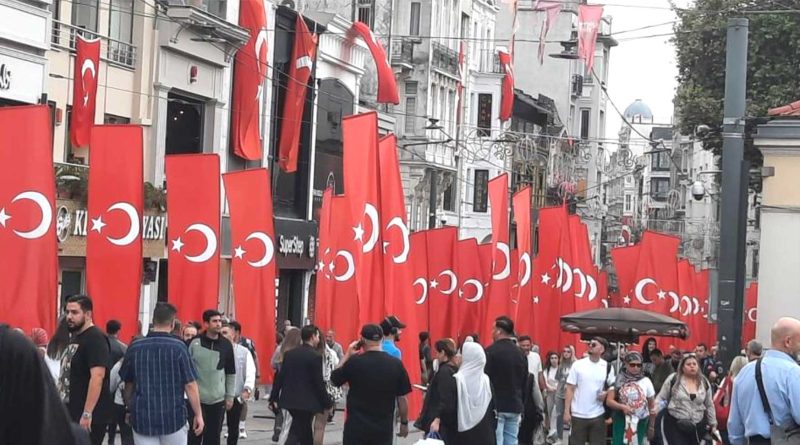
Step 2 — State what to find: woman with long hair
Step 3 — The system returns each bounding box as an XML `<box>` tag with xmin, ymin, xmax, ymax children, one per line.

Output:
<box><xmin>553</xmin><ymin>344</ymin><xmax>575</xmax><ymax>444</ymax></box>
<box><xmin>45</xmin><ymin>317</ymin><xmax>70</xmax><ymax>382</ymax></box>
<box><xmin>642</xmin><ymin>337</ymin><xmax>658</xmax><ymax>376</ymax></box>
<box><xmin>418</xmin><ymin>339</ymin><xmax>459</xmax><ymax>442</ymax></box>
<box><xmin>606</xmin><ymin>351</ymin><xmax>656</xmax><ymax>445</ymax></box>
<box><xmin>713</xmin><ymin>355</ymin><xmax>748</xmax><ymax>445</ymax></box>
<box><xmin>271</xmin><ymin>327</ymin><xmax>301</xmax><ymax>443</ymax></box>
<box><xmin>654</xmin><ymin>354</ymin><xmax>717</xmax><ymax>445</ymax></box>
<box><xmin>542</xmin><ymin>351</ymin><xmax>560</xmax><ymax>443</ymax></box>
<box><xmin>312</xmin><ymin>328</ymin><xmax>341</xmax><ymax>445</ymax></box>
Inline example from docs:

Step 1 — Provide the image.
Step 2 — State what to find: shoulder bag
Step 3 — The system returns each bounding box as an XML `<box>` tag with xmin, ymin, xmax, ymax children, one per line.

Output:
<box><xmin>755</xmin><ymin>357</ymin><xmax>800</xmax><ymax>444</ymax></box>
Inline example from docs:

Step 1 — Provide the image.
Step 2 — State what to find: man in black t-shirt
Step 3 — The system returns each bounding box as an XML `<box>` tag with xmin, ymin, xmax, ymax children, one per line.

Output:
<box><xmin>331</xmin><ymin>324</ymin><xmax>412</xmax><ymax>445</ymax></box>
<box><xmin>57</xmin><ymin>295</ymin><xmax>112</xmax><ymax>445</ymax></box>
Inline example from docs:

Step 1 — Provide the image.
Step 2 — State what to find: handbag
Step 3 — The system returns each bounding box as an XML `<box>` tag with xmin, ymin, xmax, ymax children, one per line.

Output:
<box><xmin>713</xmin><ymin>376</ymin><xmax>731</xmax><ymax>427</ymax></box>
<box><xmin>755</xmin><ymin>358</ymin><xmax>800</xmax><ymax>444</ymax></box>
<box><xmin>414</xmin><ymin>431</ymin><xmax>445</xmax><ymax>445</ymax></box>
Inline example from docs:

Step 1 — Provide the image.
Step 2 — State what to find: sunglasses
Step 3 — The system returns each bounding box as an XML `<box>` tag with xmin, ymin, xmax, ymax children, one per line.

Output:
<box><xmin>628</xmin><ymin>363</ymin><xmax>643</xmax><ymax>368</ymax></box>
<box><xmin>589</xmin><ymin>342</ymin><xmax>602</xmax><ymax>348</ymax></box>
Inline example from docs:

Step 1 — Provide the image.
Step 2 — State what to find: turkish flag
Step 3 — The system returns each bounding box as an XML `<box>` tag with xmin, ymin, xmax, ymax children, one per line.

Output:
<box><xmin>231</xmin><ymin>0</ymin><xmax>268</xmax><ymax>160</ymax></box>
<box><xmin>343</xmin><ymin>112</ymin><xmax>385</xmax><ymax>324</ymax></box>
<box><xmin>535</xmin><ymin>1</ymin><xmax>562</xmax><ymax>64</ymax></box>
<box><xmin>531</xmin><ymin>206</ymin><xmax>570</xmax><ymax>356</ymax></box>
<box><xmin>410</xmin><ymin>231</ymin><xmax>429</xmax><ymax>335</ymax></box>
<box><xmin>278</xmin><ymin>16</ymin><xmax>317</xmax><ymax>172</ymax></box>
<box><xmin>348</xmin><ymin>22</ymin><xmax>399</xmax><ymax>104</ymax></box>
<box><xmin>0</xmin><ymin>106</ymin><xmax>57</xmax><ymax>333</ymax></box>
<box><xmin>315</xmin><ymin>188</ymin><xmax>336</xmax><ymax>330</ymax></box>
<box><xmin>456</xmin><ymin>238</ymin><xmax>488</xmax><ymax>339</ymax></box>
<box><xmin>476</xmin><ymin>243</ymin><xmax>494</xmax><ymax>346</ymax></box>
<box><xmin>694</xmin><ymin>269</ymin><xmax>716</xmax><ymax>346</ymax></box>
<box><xmin>598</xmin><ymin>271</ymin><xmax>610</xmax><ymax>307</ymax></box>
<box><xmin>577</xmin><ymin>4</ymin><xmax>604</xmax><ymax>73</ymax></box>
<box><xmin>482</xmin><ymin>174</ymin><xmax>512</xmax><ymax>342</ymax></box>
<box><xmin>630</xmin><ymin>231</ymin><xmax>680</xmax><ymax>314</ymax></box>
<box><xmin>70</xmin><ymin>35</ymin><xmax>100</xmax><ymax>148</ymax></box>
<box><xmin>567</xmin><ymin>216</ymin><xmax>601</xmax><ymax>311</ymax></box>
<box><xmin>675</xmin><ymin>259</ymin><xmax>698</xmax><ymax>349</ymax></box>
<box><xmin>425</xmin><ymin>227</ymin><xmax>459</xmax><ymax>343</ymax></box>
<box><xmin>86</xmin><ymin>126</ymin><xmax>143</xmax><ymax>344</ymax></box>
<box><xmin>742</xmin><ymin>282</ymin><xmax>758</xmax><ymax>345</ymax></box>
<box><xmin>166</xmin><ymin>154</ymin><xmax>220</xmax><ymax>322</ymax></box>
<box><xmin>223</xmin><ymin>168</ymin><xmax>277</xmax><ymax>382</ymax></box>
<box><xmin>610</xmin><ymin>244</ymin><xmax>640</xmax><ymax>306</ymax></box>
<box><xmin>512</xmin><ymin>187</ymin><xmax>533</xmax><ymax>334</ymax></box>
<box><xmin>498</xmin><ymin>48</ymin><xmax>514</xmax><ymax>122</ymax></box>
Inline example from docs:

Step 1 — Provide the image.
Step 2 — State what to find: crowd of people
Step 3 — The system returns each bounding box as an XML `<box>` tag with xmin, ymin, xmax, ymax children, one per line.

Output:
<box><xmin>4</xmin><ymin>294</ymin><xmax>800</xmax><ymax>445</ymax></box>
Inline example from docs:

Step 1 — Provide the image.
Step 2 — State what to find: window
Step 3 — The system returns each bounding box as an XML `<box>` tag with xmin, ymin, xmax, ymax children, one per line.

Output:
<box><xmin>104</xmin><ymin>114</ymin><xmax>130</xmax><ymax>124</ymax></box>
<box><xmin>624</xmin><ymin>174</ymin><xmax>634</xmax><ymax>186</ymax></box>
<box><xmin>357</xmin><ymin>0</ymin><xmax>375</xmax><ymax>28</ymax></box>
<box><xmin>477</xmin><ymin>93</ymin><xmax>492</xmax><ymax>137</ymax></box>
<box><xmin>651</xmin><ymin>151</ymin><xmax>671</xmax><ymax>171</ymax></box>
<box><xmin>72</xmin><ymin>0</ymin><xmax>99</xmax><ymax>31</ymax></box>
<box><xmin>651</xmin><ymin>178</ymin><xmax>670</xmax><ymax>200</ymax></box>
<box><xmin>624</xmin><ymin>193</ymin><xmax>633</xmax><ymax>213</ymax></box>
<box><xmin>473</xmin><ymin>169</ymin><xmax>489</xmax><ymax>213</ymax></box>
<box><xmin>443</xmin><ymin>177</ymin><xmax>455</xmax><ymax>212</ymax></box>
<box><xmin>409</xmin><ymin>2</ymin><xmax>420</xmax><ymax>36</ymax></box>
<box><xmin>580</xmin><ymin>109</ymin><xmax>590</xmax><ymax>140</ymax></box>
<box><xmin>404</xmin><ymin>81</ymin><xmax>418</xmax><ymax>134</ymax></box>
<box><xmin>109</xmin><ymin>0</ymin><xmax>133</xmax><ymax>43</ymax></box>
<box><xmin>752</xmin><ymin>248</ymin><xmax>759</xmax><ymax>278</ymax></box>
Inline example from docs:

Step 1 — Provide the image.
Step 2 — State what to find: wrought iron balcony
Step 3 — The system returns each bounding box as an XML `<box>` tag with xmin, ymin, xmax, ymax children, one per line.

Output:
<box><xmin>391</xmin><ymin>37</ymin><xmax>414</xmax><ymax>67</ymax></box>
<box><xmin>432</xmin><ymin>41</ymin><xmax>459</xmax><ymax>77</ymax></box>
<box><xmin>475</xmin><ymin>49</ymin><xmax>503</xmax><ymax>74</ymax></box>
<box><xmin>51</xmin><ymin>21</ymin><xmax>137</xmax><ymax>69</ymax></box>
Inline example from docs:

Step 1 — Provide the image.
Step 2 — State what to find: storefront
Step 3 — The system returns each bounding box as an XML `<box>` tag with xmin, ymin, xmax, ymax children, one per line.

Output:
<box><xmin>0</xmin><ymin>0</ymin><xmax>49</xmax><ymax>105</ymax></box>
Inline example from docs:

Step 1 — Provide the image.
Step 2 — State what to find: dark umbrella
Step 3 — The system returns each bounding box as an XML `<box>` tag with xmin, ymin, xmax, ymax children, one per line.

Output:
<box><xmin>560</xmin><ymin>307</ymin><xmax>689</xmax><ymax>344</ymax></box>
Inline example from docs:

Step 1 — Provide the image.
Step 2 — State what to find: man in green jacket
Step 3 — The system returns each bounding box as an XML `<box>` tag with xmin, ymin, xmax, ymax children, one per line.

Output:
<box><xmin>188</xmin><ymin>309</ymin><xmax>236</xmax><ymax>445</ymax></box>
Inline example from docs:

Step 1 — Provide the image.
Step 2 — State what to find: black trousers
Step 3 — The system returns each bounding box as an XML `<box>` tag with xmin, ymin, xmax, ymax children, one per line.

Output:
<box><xmin>188</xmin><ymin>402</ymin><xmax>226</xmax><ymax>445</ymax></box>
<box><xmin>107</xmin><ymin>403</ymin><xmax>133</xmax><ymax>445</ymax></box>
<box><xmin>285</xmin><ymin>409</ymin><xmax>314</xmax><ymax>445</ymax></box>
<box><xmin>569</xmin><ymin>415</ymin><xmax>607</xmax><ymax>445</ymax></box>
<box><xmin>225</xmin><ymin>400</ymin><xmax>244</xmax><ymax>445</ymax></box>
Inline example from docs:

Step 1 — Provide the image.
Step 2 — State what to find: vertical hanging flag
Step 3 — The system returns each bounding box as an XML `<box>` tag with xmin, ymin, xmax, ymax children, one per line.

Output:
<box><xmin>567</xmin><ymin>216</ymin><xmax>601</xmax><ymax>312</ymax></box>
<box><xmin>742</xmin><ymin>282</ymin><xmax>758</xmax><ymax>345</ymax></box>
<box><xmin>629</xmin><ymin>231</ymin><xmax>680</xmax><ymax>314</ymax></box>
<box><xmin>535</xmin><ymin>1</ymin><xmax>562</xmax><ymax>64</ymax></box>
<box><xmin>456</xmin><ymin>238</ymin><xmax>488</xmax><ymax>339</ymax></box>
<box><xmin>343</xmin><ymin>112</ymin><xmax>385</xmax><ymax>323</ymax></box>
<box><xmin>610</xmin><ymin>244</ymin><xmax>640</xmax><ymax>306</ymax></box>
<box><xmin>512</xmin><ymin>187</ymin><xmax>533</xmax><ymax>334</ymax></box>
<box><xmin>231</xmin><ymin>0</ymin><xmax>268</xmax><ymax>160</ymax></box>
<box><xmin>456</xmin><ymin>40</ymin><xmax>467</xmax><ymax>126</ymax></box>
<box><xmin>425</xmin><ymin>227</ymin><xmax>459</xmax><ymax>343</ymax></box>
<box><xmin>87</xmin><ymin>125</ymin><xmax>143</xmax><ymax>344</ymax></box>
<box><xmin>278</xmin><ymin>16</ymin><xmax>318</xmax><ymax>172</ymax></box>
<box><xmin>531</xmin><ymin>206</ymin><xmax>570</xmax><ymax>355</ymax></box>
<box><xmin>223</xmin><ymin>168</ymin><xmax>277</xmax><ymax>380</ymax></box>
<box><xmin>315</xmin><ymin>188</ymin><xmax>336</xmax><ymax>331</ymax></box>
<box><xmin>348</xmin><ymin>22</ymin><xmax>399</xmax><ymax>104</ymax></box>
<box><xmin>70</xmin><ymin>35</ymin><xmax>101</xmax><ymax>148</ymax></box>
<box><xmin>166</xmin><ymin>154</ymin><xmax>220</xmax><ymax>322</ymax></box>
<box><xmin>410</xmin><ymin>231</ymin><xmax>430</xmax><ymax>336</ymax></box>
<box><xmin>497</xmin><ymin>48</ymin><xmax>514</xmax><ymax>122</ymax></box>
<box><xmin>483</xmin><ymin>174</ymin><xmax>512</xmax><ymax>342</ymax></box>
<box><xmin>0</xmin><ymin>106</ymin><xmax>57</xmax><ymax>333</ymax></box>
<box><xmin>577</xmin><ymin>4</ymin><xmax>604</xmax><ymax>73</ymax></box>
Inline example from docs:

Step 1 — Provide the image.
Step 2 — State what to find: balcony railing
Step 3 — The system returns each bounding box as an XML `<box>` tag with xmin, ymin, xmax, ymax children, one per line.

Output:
<box><xmin>432</xmin><ymin>41</ymin><xmax>459</xmax><ymax>77</ymax></box>
<box><xmin>474</xmin><ymin>49</ymin><xmax>503</xmax><ymax>74</ymax></box>
<box><xmin>391</xmin><ymin>38</ymin><xmax>414</xmax><ymax>66</ymax></box>
<box><xmin>51</xmin><ymin>20</ymin><xmax>137</xmax><ymax>69</ymax></box>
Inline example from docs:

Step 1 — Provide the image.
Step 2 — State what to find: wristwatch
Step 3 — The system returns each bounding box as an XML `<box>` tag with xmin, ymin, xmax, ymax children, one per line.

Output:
<box><xmin>81</xmin><ymin>411</ymin><xmax>93</xmax><ymax>420</ymax></box>
<box><xmin>400</xmin><ymin>420</ymin><xmax>409</xmax><ymax>426</ymax></box>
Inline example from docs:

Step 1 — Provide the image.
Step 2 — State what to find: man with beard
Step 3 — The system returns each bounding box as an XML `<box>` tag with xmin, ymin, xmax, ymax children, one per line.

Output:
<box><xmin>57</xmin><ymin>295</ymin><xmax>112</xmax><ymax>445</ymax></box>
<box><xmin>380</xmin><ymin>315</ymin><xmax>406</xmax><ymax>360</ymax></box>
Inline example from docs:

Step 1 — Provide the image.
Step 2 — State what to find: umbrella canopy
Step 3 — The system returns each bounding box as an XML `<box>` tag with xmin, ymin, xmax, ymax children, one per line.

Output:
<box><xmin>561</xmin><ymin>307</ymin><xmax>688</xmax><ymax>343</ymax></box>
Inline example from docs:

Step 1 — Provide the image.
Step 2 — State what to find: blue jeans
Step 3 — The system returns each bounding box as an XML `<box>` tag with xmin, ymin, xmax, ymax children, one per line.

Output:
<box><xmin>496</xmin><ymin>412</ymin><xmax>521</xmax><ymax>445</ymax></box>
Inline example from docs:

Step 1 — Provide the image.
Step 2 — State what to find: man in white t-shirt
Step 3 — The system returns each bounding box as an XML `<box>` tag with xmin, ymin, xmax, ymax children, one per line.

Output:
<box><xmin>564</xmin><ymin>336</ymin><xmax>615</xmax><ymax>445</ymax></box>
<box><xmin>518</xmin><ymin>336</ymin><xmax>542</xmax><ymax>387</ymax></box>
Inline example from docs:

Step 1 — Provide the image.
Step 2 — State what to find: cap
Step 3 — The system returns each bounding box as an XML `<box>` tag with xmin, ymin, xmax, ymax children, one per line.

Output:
<box><xmin>360</xmin><ymin>324</ymin><xmax>384</xmax><ymax>342</ymax></box>
<box><xmin>380</xmin><ymin>315</ymin><xmax>406</xmax><ymax>334</ymax></box>
<box><xmin>591</xmin><ymin>336</ymin><xmax>609</xmax><ymax>351</ymax></box>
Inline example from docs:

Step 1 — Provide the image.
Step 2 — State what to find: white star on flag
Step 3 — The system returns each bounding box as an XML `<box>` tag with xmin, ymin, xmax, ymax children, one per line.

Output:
<box><xmin>430</xmin><ymin>279</ymin><xmax>439</xmax><ymax>289</ymax></box>
<box><xmin>533</xmin><ymin>296</ymin><xmax>540</xmax><ymax>304</ymax></box>
<box><xmin>328</xmin><ymin>262</ymin><xmax>335</xmax><ymax>272</ymax></box>
<box><xmin>353</xmin><ymin>224</ymin><xmax>365</xmax><ymax>241</ymax></box>
<box><xmin>171</xmin><ymin>237</ymin><xmax>185</xmax><ymax>252</ymax></box>
<box><xmin>318</xmin><ymin>260</ymin><xmax>325</xmax><ymax>271</ymax></box>
<box><xmin>657</xmin><ymin>290</ymin><xmax>667</xmax><ymax>300</ymax></box>
<box><xmin>623</xmin><ymin>296</ymin><xmax>631</xmax><ymax>305</ymax></box>
<box><xmin>458</xmin><ymin>289</ymin><xmax>464</xmax><ymax>298</ymax></box>
<box><xmin>91</xmin><ymin>216</ymin><xmax>106</xmax><ymax>233</ymax></box>
<box><xmin>0</xmin><ymin>208</ymin><xmax>9</xmax><ymax>227</ymax></box>
<box><xmin>541</xmin><ymin>273</ymin><xmax>551</xmax><ymax>285</ymax></box>
<box><xmin>234</xmin><ymin>246</ymin><xmax>246</xmax><ymax>259</ymax></box>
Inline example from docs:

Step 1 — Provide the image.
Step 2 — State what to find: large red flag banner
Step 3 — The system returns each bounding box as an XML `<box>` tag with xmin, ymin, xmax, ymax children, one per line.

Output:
<box><xmin>577</xmin><ymin>4</ymin><xmax>604</xmax><ymax>73</ymax></box>
<box><xmin>483</xmin><ymin>174</ymin><xmax>512</xmax><ymax>342</ymax></box>
<box><xmin>0</xmin><ymin>106</ymin><xmax>57</xmax><ymax>333</ymax></box>
<box><xmin>532</xmin><ymin>206</ymin><xmax>569</xmax><ymax>355</ymax></box>
<box><xmin>498</xmin><ymin>48</ymin><xmax>514</xmax><ymax>122</ymax></box>
<box><xmin>315</xmin><ymin>189</ymin><xmax>336</xmax><ymax>332</ymax></box>
<box><xmin>610</xmin><ymin>244</ymin><xmax>640</xmax><ymax>307</ymax></box>
<box><xmin>627</xmin><ymin>231</ymin><xmax>680</xmax><ymax>315</ymax></box>
<box><xmin>512</xmin><ymin>187</ymin><xmax>533</xmax><ymax>334</ymax></box>
<box><xmin>456</xmin><ymin>238</ymin><xmax>488</xmax><ymax>339</ymax></box>
<box><xmin>535</xmin><ymin>1</ymin><xmax>562</xmax><ymax>64</ymax></box>
<box><xmin>223</xmin><ymin>168</ymin><xmax>277</xmax><ymax>381</ymax></box>
<box><xmin>567</xmin><ymin>216</ymin><xmax>601</xmax><ymax>312</ymax></box>
<box><xmin>166</xmin><ymin>154</ymin><xmax>220</xmax><ymax>322</ymax></box>
<box><xmin>278</xmin><ymin>16</ymin><xmax>318</xmax><ymax>172</ymax></box>
<box><xmin>87</xmin><ymin>125</ymin><xmax>143</xmax><ymax>344</ymax></box>
<box><xmin>231</xmin><ymin>0</ymin><xmax>268</xmax><ymax>160</ymax></box>
<box><xmin>410</xmin><ymin>231</ymin><xmax>430</xmax><ymax>337</ymax></box>
<box><xmin>348</xmin><ymin>22</ymin><xmax>400</xmax><ymax>104</ymax></box>
<box><xmin>425</xmin><ymin>227</ymin><xmax>459</xmax><ymax>343</ymax></box>
<box><xmin>70</xmin><ymin>35</ymin><xmax>101</xmax><ymax>148</ymax></box>
<box><xmin>343</xmin><ymin>112</ymin><xmax>385</xmax><ymax>324</ymax></box>
<box><xmin>742</xmin><ymin>282</ymin><xmax>758</xmax><ymax>345</ymax></box>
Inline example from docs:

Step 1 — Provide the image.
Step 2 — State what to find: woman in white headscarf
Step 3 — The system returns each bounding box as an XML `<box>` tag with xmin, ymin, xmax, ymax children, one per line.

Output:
<box><xmin>430</xmin><ymin>341</ymin><xmax>496</xmax><ymax>444</ymax></box>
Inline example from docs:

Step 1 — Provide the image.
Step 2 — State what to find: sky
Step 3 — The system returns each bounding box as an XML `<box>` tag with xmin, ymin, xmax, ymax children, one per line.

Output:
<box><xmin>603</xmin><ymin>0</ymin><xmax>691</xmax><ymax>144</ymax></box>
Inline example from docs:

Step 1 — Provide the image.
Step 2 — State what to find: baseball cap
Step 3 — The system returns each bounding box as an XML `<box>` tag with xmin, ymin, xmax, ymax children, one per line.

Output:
<box><xmin>380</xmin><ymin>315</ymin><xmax>406</xmax><ymax>334</ymax></box>
<box><xmin>360</xmin><ymin>324</ymin><xmax>384</xmax><ymax>342</ymax></box>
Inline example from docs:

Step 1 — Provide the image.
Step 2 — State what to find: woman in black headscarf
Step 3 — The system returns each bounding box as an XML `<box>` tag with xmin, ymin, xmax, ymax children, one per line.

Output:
<box><xmin>0</xmin><ymin>324</ymin><xmax>88</xmax><ymax>445</ymax></box>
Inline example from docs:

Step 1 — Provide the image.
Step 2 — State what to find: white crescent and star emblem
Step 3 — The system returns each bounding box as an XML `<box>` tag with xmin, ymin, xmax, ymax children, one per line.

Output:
<box><xmin>383</xmin><ymin>217</ymin><xmax>410</xmax><ymax>264</ymax></box>
<box><xmin>692</xmin><ymin>297</ymin><xmax>701</xmax><ymax>315</ymax></box>
<box><xmin>0</xmin><ymin>191</ymin><xmax>54</xmax><ymax>240</ymax></box>
<box><xmin>492</xmin><ymin>242</ymin><xmax>511</xmax><ymax>280</ymax></box>
<box><xmin>747</xmin><ymin>307</ymin><xmax>757</xmax><ymax>322</ymax></box>
<box><xmin>437</xmin><ymin>270</ymin><xmax>458</xmax><ymax>295</ymax></box>
<box><xmin>634</xmin><ymin>278</ymin><xmax>657</xmax><ymax>305</ymax></box>
<box><xmin>353</xmin><ymin>203</ymin><xmax>380</xmax><ymax>253</ymax></box>
<box><xmin>172</xmin><ymin>223</ymin><xmax>217</xmax><ymax>263</ymax></box>
<box><xmin>518</xmin><ymin>253</ymin><xmax>531</xmax><ymax>287</ymax></box>
<box><xmin>332</xmin><ymin>250</ymin><xmax>355</xmax><ymax>282</ymax></box>
<box><xmin>462</xmin><ymin>278</ymin><xmax>484</xmax><ymax>303</ymax></box>
<box><xmin>556</xmin><ymin>259</ymin><xmax>573</xmax><ymax>292</ymax></box>
<box><xmin>92</xmin><ymin>202</ymin><xmax>140</xmax><ymax>247</ymax></box>
<box><xmin>414</xmin><ymin>277</ymin><xmax>429</xmax><ymax>304</ymax></box>
<box><xmin>234</xmin><ymin>231</ymin><xmax>274</xmax><ymax>268</ymax></box>
<box><xmin>679</xmin><ymin>295</ymin><xmax>693</xmax><ymax>317</ymax></box>
<box><xmin>81</xmin><ymin>59</ymin><xmax>96</xmax><ymax>106</ymax></box>
<box><xmin>572</xmin><ymin>267</ymin><xmax>587</xmax><ymax>297</ymax></box>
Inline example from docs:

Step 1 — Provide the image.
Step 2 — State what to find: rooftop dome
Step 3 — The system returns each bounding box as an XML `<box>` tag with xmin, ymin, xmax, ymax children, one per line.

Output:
<box><xmin>623</xmin><ymin>99</ymin><xmax>653</xmax><ymax>123</ymax></box>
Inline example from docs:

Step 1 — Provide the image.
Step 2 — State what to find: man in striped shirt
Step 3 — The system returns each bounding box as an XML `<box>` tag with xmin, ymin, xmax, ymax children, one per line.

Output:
<box><xmin>121</xmin><ymin>302</ymin><xmax>204</xmax><ymax>445</ymax></box>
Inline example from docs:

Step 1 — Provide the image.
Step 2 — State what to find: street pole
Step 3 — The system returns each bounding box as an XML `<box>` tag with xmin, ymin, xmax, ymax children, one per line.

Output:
<box><xmin>717</xmin><ymin>18</ymin><xmax>749</xmax><ymax>367</ymax></box>
<box><xmin>428</xmin><ymin>167</ymin><xmax>438</xmax><ymax>229</ymax></box>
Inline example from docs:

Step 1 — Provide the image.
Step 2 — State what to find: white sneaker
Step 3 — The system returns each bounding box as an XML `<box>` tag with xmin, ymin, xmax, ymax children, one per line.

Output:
<box><xmin>239</xmin><ymin>428</ymin><xmax>247</xmax><ymax>439</ymax></box>
<box><xmin>223</xmin><ymin>432</ymin><xmax>228</xmax><ymax>438</ymax></box>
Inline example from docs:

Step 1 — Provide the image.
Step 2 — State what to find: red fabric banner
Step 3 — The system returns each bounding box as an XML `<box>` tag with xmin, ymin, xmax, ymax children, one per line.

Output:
<box><xmin>742</xmin><ymin>282</ymin><xmax>758</xmax><ymax>345</ymax></box>
<box><xmin>70</xmin><ymin>36</ymin><xmax>100</xmax><ymax>148</ymax></box>
<box><xmin>567</xmin><ymin>216</ymin><xmax>601</xmax><ymax>312</ymax></box>
<box><xmin>425</xmin><ymin>227</ymin><xmax>459</xmax><ymax>343</ymax></box>
<box><xmin>675</xmin><ymin>259</ymin><xmax>698</xmax><ymax>350</ymax></box>
<box><xmin>483</xmin><ymin>174</ymin><xmax>512</xmax><ymax>342</ymax></box>
<box><xmin>410</xmin><ymin>231</ymin><xmax>430</xmax><ymax>336</ymax></box>
<box><xmin>627</xmin><ymin>231</ymin><xmax>680</xmax><ymax>314</ymax></box>
<box><xmin>531</xmin><ymin>206</ymin><xmax>570</xmax><ymax>355</ymax></box>
<box><xmin>86</xmin><ymin>125</ymin><xmax>143</xmax><ymax>344</ymax></box>
<box><xmin>498</xmin><ymin>48</ymin><xmax>514</xmax><ymax>122</ymax></box>
<box><xmin>694</xmin><ymin>269</ymin><xmax>716</xmax><ymax>347</ymax></box>
<box><xmin>0</xmin><ymin>106</ymin><xmax>57</xmax><ymax>333</ymax></box>
<box><xmin>456</xmin><ymin>40</ymin><xmax>466</xmax><ymax>126</ymax></box>
<box><xmin>223</xmin><ymin>168</ymin><xmax>277</xmax><ymax>382</ymax></box>
<box><xmin>512</xmin><ymin>187</ymin><xmax>533</xmax><ymax>334</ymax></box>
<box><xmin>535</xmin><ymin>1</ymin><xmax>562</xmax><ymax>64</ymax></box>
<box><xmin>610</xmin><ymin>244</ymin><xmax>640</xmax><ymax>307</ymax></box>
<box><xmin>166</xmin><ymin>154</ymin><xmax>220</xmax><ymax>322</ymax></box>
<box><xmin>476</xmin><ymin>243</ymin><xmax>494</xmax><ymax>346</ymax></box>
<box><xmin>456</xmin><ymin>238</ymin><xmax>487</xmax><ymax>340</ymax></box>
<box><xmin>577</xmin><ymin>4</ymin><xmax>604</xmax><ymax>73</ymax></box>
<box><xmin>348</xmin><ymin>22</ymin><xmax>399</xmax><ymax>104</ymax></box>
<box><xmin>315</xmin><ymin>189</ymin><xmax>336</xmax><ymax>331</ymax></box>
<box><xmin>231</xmin><ymin>0</ymin><xmax>268</xmax><ymax>160</ymax></box>
<box><xmin>278</xmin><ymin>16</ymin><xmax>318</xmax><ymax>172</ymax></box>
<box><xmin>343</xmin><ymin>112</ymin><xmax>385</xmax><ymax>324</ymax></box>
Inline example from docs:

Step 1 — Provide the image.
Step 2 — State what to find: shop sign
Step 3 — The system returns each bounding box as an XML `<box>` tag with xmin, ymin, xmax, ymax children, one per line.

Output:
<box><xmin>67</xmin><ymin>208</ymin><xmax>166</xmax><ymax>240</ymax></box>
<box><xmin>274</xmin><ymin>218</ymin><xmax>318</xmax><ymax>270</ymax></box>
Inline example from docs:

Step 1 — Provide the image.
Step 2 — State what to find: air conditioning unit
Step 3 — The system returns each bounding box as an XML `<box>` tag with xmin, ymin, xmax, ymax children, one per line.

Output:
<box><xmin>571</xmin><ymin>74</ymin><xmax>583</xmax><ymax>97</ymax></box>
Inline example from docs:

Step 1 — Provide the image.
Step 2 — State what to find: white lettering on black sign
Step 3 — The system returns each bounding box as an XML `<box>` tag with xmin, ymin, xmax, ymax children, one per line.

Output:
<box><xmin>279</xmin><ymin>235</ymin><xmax>305</xmax><ymax>257</ymax></box>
